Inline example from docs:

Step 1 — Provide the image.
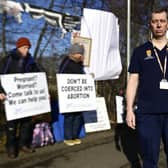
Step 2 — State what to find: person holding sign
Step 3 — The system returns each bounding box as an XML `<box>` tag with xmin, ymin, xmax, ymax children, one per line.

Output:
<box><xmin>0</xmin><ymin>37</ymin><xmax>43</xmax><ymax>159</ymax></box>
<box><xmin>126</xmin><ymin>8</ymin><xmax>168</xmax><ymax>167</ymax></box>
<box><xmin>59</xmin><ymin>43</ymin><xmax>85</xmax><ymax>146</ymax></box>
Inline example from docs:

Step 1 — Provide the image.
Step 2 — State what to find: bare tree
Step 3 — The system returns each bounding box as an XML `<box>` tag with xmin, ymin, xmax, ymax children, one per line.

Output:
<box><xmin>33</xmin><ymin>0</ymin><xmax>55</xmax><ymax>59</ymax></box>
<box><xmin>1</xmin><ymin>12</ymin><xmax>7</xmax><ymax>57</ymax></box>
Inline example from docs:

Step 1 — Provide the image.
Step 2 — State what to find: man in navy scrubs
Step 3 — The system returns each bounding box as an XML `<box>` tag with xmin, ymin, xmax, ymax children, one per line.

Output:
<box><xmin>126</xmin><ymin>8</ymin><xmax>168</xmax><ymax>168</ymax></box>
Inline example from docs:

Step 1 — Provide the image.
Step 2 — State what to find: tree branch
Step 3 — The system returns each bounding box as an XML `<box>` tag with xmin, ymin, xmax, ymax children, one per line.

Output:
<box><xmin>33</xmin><ymin>0</ymin><xmax>55</xmax><ymax>59</ymax></box>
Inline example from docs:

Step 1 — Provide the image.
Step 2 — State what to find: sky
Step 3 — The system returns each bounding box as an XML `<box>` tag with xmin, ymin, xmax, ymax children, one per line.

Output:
<box><xmin>2</xmin><ymin>0</ymin><xmax>168</xmax><ymax>58</ymax></box>
<box><xmin>0</xmin><ymin>0</ymin><xmax>109</xmax><ymax>57</ymax></box>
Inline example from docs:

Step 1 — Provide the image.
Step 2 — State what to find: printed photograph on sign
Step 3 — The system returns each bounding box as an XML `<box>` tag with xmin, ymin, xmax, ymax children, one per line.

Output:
<box><xmin>56</xmin><ymin>74</ymin><xmax>97</xmax><ymax>113</ymax></box>
<box><xmin>72</xmin><ymin>36</ymin><xmax>92</xmax><ymax>67</ymax></box>
<box><xmin>0</xmin><ymin>72</ymin><xmax>51</xmax><ymax>121</ymax></box>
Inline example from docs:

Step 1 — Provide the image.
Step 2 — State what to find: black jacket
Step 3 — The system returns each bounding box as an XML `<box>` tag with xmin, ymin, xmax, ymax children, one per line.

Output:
<box><xmin>0</xmin><ymin>48</ymin><xmax>43</xmax><ymax>93</ymax></box>
<box><xmin>59</xmin><ymin>56</ymin><xmax>84</xmax><ymax>74</ymax></box>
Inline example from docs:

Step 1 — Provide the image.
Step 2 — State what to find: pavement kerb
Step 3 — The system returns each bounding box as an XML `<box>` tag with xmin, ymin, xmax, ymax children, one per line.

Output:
<box><xmin>0</xmin><ymin>130</ymin><xmax>118</xmax><ymax>168</ymax></box>
<box><xmin>0</xmin><ymin>128</ymin><xmax>166</xmax><ymax>168</ymax></box>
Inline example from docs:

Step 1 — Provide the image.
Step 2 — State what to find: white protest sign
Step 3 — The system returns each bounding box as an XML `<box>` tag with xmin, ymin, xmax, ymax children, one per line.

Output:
<box><xmin>84</xmin><ymin>97</ymin><xmax>111</xmax><ymax>133</ymax></box>
<box><xmin>115</xmin><ymin>95</ymin><xmax>124</xmax><ymax>123</ymax></box>
<box><xmin>1</xmin><ymin>72</ymin><xmax>51</xmax><ymax>121</ymax></box>
<box><xmin>56</xmin><ymin>74</ymin><xmax>97</xmax><ymax>113</ymax></box>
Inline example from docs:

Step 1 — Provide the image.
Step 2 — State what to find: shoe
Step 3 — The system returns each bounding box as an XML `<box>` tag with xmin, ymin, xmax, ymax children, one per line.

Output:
<box><xmin>7</xmin><ymin>148</ymin><xmax>17</xmax><ymax>159</ymax></box>
<box><xmin>64</xmin><ymin>140</ymin><xmax>75</xmax><ymax>146</ymax></box>
<box><xmin>20</xmin><ymin>146</ymin><xmax>35</xmax><ymax>153</ymax></box>
<box><xmin>73</xmin><ymin>139</ymin><xmax>82</xmax><ymax>145</ymax></box>
<box><xmin>8</xmin><ymin>153</ymin><xmax>16</xmax><ymax>159</ymax></box>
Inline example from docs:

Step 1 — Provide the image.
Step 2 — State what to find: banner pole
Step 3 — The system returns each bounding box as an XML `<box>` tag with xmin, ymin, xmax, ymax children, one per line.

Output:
<box><xmin>127</xmin><ymin>0</ymin><xmax>131</xmax><ymax>81</ymax></box>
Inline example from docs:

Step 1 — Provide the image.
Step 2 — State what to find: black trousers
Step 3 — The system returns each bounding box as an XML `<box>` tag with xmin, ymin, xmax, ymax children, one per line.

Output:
<box><xmin>64</xmin><ymin>112</ymin><xmax>84</xmax><ymax>140</ymax></box>
<box><xmin>6</xmin><ymin>117</ymin><xmax>33</xmax><ymax>150</ymax></box>
<box><xmin>136</xmin><ymin>114</ymin><xmax>168</xmax><ymax>168</ymax></box>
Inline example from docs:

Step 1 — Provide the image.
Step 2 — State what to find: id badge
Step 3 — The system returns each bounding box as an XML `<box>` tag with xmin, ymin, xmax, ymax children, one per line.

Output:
<box><xmin>160</xmin><ymin>79</ymin><xmax>168</xmax><ymax>89</ymax></box>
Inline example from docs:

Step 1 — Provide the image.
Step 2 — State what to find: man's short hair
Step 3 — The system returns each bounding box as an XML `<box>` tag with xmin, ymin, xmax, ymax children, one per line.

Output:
<box><xmin>150</xmin><ymin>7</ymin><xmax>168</xmax><ymax>20</ymax></box>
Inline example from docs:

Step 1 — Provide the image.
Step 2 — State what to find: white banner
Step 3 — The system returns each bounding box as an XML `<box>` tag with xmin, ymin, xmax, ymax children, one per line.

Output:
<box><xmin>56</xmin><ymin>74</ymin><xmax>97</xmax><ymax>113</ymax></box>
<box><xmin>81</xmin><ymin>8</ymin><xmax>122</xmax><ymax>80</ymax></box>
<box><xmin>84</xmin><ymin>97</ymin><xmax>111</xmax><ymax>133</ymax></box>
<box><xmin>115</xmin><ymin>96</ymin><xmax>124</xmax><ymax>123</ymax></box>
<box><xmin>1</xmin><ymin>72</ymin><xmax>51</xmax><ymax>121</ymax></box>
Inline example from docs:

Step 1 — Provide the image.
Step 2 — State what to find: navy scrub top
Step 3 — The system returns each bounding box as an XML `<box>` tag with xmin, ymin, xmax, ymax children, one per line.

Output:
<box><xmin>129</xmin><ymin>41</ymin><xmax>168</xmax><ymax>114</ymax></box>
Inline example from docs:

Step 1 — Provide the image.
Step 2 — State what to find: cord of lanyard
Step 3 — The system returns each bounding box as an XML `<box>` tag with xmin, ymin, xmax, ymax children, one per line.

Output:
<box><xmin>153</xmin><ymin>47</ymin><xmax>167</xmax><ymax>79</ymax></box>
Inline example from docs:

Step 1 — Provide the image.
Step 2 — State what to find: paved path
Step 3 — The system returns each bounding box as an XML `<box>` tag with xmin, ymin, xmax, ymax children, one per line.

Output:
<box><xmin>0</xmin><ymin>128</ymin><xmax>166</xmax><ymax>168</ymax></box>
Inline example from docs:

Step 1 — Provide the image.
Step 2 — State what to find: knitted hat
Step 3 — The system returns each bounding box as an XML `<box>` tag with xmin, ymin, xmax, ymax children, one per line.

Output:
<box><xmin>16</xmin><ymin>37</ymin><xmax>31</xmax><ymax>48</ymax></box>
<box><xmin>69</xmin><ymin>43</ymin><xmax>85</xmax><ymax>55</ymax></box>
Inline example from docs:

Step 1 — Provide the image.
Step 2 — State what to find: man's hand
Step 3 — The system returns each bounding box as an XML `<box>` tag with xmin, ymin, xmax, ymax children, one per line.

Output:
<box><xmin>72</xmin><ymin>32</ymin><xmax>80</xmax><ymax>38</ymax></box>
<box><xmin>126</xmin><ymin>74</ymin><xmax>139</xmax><ymax>130</ymax></box>
<box><xmin>126</xmin><ymin>110</ymin><xmax>136</xmax><ymax>130</ymax></box>
<box><xmin>0</xmin><ymin>93</ymin><xmax>6</xmax><ymax>101</ymax></box>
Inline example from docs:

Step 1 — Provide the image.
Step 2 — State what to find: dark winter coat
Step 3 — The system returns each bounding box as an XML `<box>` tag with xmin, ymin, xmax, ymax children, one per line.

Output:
<box><xmin>59</xmin><ymin>56</ymin><xmax>84</xmax><ymax>74</ymax></box>
<box><xmin>0</xmin><ymin>48</ymin><xmax>43</xmax><ymax>93</ymax></box>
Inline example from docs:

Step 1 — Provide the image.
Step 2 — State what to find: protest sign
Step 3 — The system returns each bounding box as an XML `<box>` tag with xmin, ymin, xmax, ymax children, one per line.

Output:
<box><xmin>115</xmin><ymin>95</ymin><xmax>124</xmax><ymax>123</ymax></box>
<box><xmin>84</xmin><ymin>97</ymin><xmax>111</xmax><ymax>133</ymax></box>
<box><xmin>56</xmin><ymin>74</ymin><xmax>97</xmax><ymax>113</ymax></box>
<box><xmin>0</xmin><ymin>72</ymin><xmax>51</xmax><ymax>121</ymax></box>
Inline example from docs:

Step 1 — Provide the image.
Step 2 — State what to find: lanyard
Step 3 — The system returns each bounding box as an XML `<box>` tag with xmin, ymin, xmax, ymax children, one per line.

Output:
<box><xmin>153</xmin><ymin>47</ymin><xmax>167</xmax><ymax>79</ymax></box>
